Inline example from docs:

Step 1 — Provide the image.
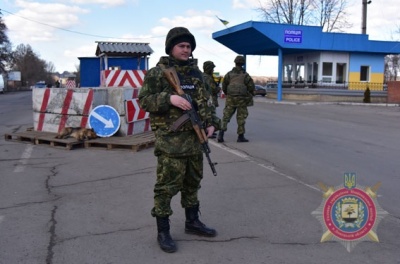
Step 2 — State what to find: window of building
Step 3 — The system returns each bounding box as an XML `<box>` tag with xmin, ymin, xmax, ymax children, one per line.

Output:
<box><xmin>295</xmin><ymin>64</ymin><xmax>304</xmax><ymax>83</ymax></box>
<box><xmin>336</xmin><ymin>63</ymin><xmax>347</xmax><ymax>83</ymax></box>
<box><xmin>283</xmin><ymin>64</ymin><xmax>293</xmax><ymax>82</ymax></box>
<box><xmin>312</xmin><ymin>62</ymin><xmax>318</xmax><ymax>83</ymax></box>
<box><xmin>360</xmin><ymin>66</ymin><xmax>369</xmax><ymax>81</ymax></box>
<box><xmin>322</xmin><ymin>62</ymin><xmax>333</xmax><ymax>83</ymax></box>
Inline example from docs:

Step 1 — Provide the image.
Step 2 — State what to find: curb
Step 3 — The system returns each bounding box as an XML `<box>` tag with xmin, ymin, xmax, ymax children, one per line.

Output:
<box><xmin>254</xmin><ymin>98</ymin><xmax>400</xmax><ymax>107</ymax></box>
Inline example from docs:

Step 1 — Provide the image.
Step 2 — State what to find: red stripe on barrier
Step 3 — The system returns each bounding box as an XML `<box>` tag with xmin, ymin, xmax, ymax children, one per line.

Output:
<box><xmin>133</xmin><ymin>89</ymin><xmax>139</xmax><ymax>98</ymax></box>
<box><xmin>121</xmin><ymin>72</ymin><xmax>136</xmax><ymax>87</ymax></box>
<box><xmin>136</xmin><ymin>99</ymin><xmax>147</xmax><ymax>120</ymax></box>
<box><xmin>108</xmin><ymin>70</ymin><xmax>120</xmax><ymax>87</ymax></box>
<box><xmin>58</xmin><ymin>89</ymin><xmax>74</xmax><ymax>132</ymax></box>
<box><xmin>80</xmin><ymin>89</ymin><xmax>94</xmax><ymax>128</ymax></box>
<box><xmin>126</xmin><ymin>100</ymin><xmax>134</xmax><ymax>123</ymax></box>
<box><xmin>37</xmin><ymin>88</ymin><xmax>51</xmax><ymax>131</ymax></box>
<box><xmin>145</xmin><ymin>119</ymin><xmax>150</xmax><ymax>131</ymax></box>
<box><xmin>127</xmin><ymin>122</ymin><xmax>133</xmax><ymax>135</ymax></box>
<box><xmin>133</xmin><ymin>71</ymin><xmax>144</xmax><ymax>87</ymax></box>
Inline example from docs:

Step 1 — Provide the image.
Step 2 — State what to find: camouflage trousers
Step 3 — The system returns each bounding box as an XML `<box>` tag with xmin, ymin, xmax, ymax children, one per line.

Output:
<box><xmin>221</xmin><ymin>105</ymin><xmax>249</xmax><ymax>135</ymax></box>
<box><xmin>151</xmin><ymin>153</ymin><xmax>203</xmax><ymax>217</ymax></box>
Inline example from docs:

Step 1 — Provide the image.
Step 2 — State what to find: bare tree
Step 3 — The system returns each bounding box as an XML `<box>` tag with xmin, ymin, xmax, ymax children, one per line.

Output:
<box><xmin>256</xmin><ymin>0</ymin><xmax>351</xmax><ymax>32</ymax></box>
<box><xmin>384</xmin><ymin>24</ymin><xmax>400</xmax><ymax>82</ymax></box>
<box><xmin>385</xmin><ymin>55</ymin><xmax>399</xmax><ymax>81</ymax></box>
<box><xmin>11</xmin><ymin>44</ymin><xmax>48</xmax><ymax>87</ymax></box>
<box><xmin>0</xmin><ymin>11</ymin><xmax>12</xmax><ymax>73</ymax></box>
<box><xmin>257</xmin><ymin>0</ymin><xmax>312</xmax><ymax>25</ymax></box>
<box><xmin>310</xmin><ymin>0</ymin><xmax>352</xmax><ymax>32</ymax></box>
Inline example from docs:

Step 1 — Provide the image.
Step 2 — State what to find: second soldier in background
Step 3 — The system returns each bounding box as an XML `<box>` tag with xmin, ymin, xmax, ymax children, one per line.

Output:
<box><xmin>202</xmin><ymin>61</ymin><xmax>221</xmax><ymax>138</ymax></box>
<box><xmin>218</xmin><ymin>55</ymin><xmax>255</xmax><ymax>143</ymax></box>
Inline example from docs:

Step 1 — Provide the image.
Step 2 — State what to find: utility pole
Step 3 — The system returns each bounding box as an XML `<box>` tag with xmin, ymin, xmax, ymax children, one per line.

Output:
<box><xmin>362</xmin><ymin>0</ymin><xmax>372</xmax><ymax>34</ymax></box>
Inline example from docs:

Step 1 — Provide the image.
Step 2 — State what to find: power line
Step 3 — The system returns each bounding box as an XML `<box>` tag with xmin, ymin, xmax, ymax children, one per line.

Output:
<box><xmin>0</xmin><ymin>8</ymin><xmax>163</xmax><ymax>41</ymax></box>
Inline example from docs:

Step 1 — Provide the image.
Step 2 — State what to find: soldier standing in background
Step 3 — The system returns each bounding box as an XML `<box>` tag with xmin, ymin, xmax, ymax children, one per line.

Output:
<box><xmin>218</xmin><ymin>55</ymin><xmax>255</xmax><ymax>143</ymax></box>
<box><xmin>202</xmin><ymin>61</ymin><xmax>221</xmax><ymax>138</ymax></box>
<box><xmin>139</xmin><ymin>27</ymin><xmax>220</xmax><ymax>253</ymax></box>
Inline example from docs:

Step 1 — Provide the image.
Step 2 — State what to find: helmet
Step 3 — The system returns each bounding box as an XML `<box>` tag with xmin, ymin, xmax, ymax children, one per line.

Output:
<box><xmin>203</xmin><ymin>61</ymin><xmax>215</xmax><ymax>72</ymax></box>
<box><xmin>165</xmin><ymin>27</ymin><xmax>196</xmax><ymax>54</ymax></box>
<box><xmin>234</xmin><ymin>55</ymin><xmax>245</xmax><ymax>64</ymax></box>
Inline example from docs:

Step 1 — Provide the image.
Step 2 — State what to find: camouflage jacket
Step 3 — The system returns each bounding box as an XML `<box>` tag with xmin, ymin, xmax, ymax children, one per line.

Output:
<box><xmin>222</xmin><ymin>66</ymin><xmax>255</xmax><ymax>107</ymax></box>
<box><xmin>139</xmin><ymin>56</ymin><xmax>221</xmax><ymax>157</ymax></box>
<box><xmin>202</xmin><ymin>72</ymin><xmax>221</xmax><ymax>107</ymax></box>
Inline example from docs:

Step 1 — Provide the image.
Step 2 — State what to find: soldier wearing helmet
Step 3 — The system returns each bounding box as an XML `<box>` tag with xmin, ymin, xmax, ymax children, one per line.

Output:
<box><xmin>202</xmin><ymin>60</ymin><xmax>221</xmax><ymax>138</ymax></box>
<box><xmin>218</xmin><ymin>55</ymin><xmax>255</xmax><ymax>143</ymax></box>
<box><xmin>139</xmin><ymin>27</ymin><xmax>220</xmax><ymax>253</ymax></box>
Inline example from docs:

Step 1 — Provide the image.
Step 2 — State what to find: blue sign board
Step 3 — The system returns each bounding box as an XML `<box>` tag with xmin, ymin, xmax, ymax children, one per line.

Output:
<box><xmin>284</xmin><ymin>29</ymin><xmax>302</xmax><ymax>44</ymax></box>
<box><xmin>89</xmin><ymin>105</ymin><xmax>120</xmax><ymax>137</ymax></box>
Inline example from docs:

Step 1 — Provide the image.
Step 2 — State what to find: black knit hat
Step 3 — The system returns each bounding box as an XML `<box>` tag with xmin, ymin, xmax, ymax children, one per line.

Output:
<box><xmin>165</xmin><ymin>27</ymin><xmax>196</xmax><ymax>55</ymax></box>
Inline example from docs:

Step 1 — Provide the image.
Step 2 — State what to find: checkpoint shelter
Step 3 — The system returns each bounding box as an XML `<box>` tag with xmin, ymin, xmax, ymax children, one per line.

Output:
<box><xmin>212</xmin><ymin>21</ymin><xmax>400</xmax><ymax>101</ymax></box>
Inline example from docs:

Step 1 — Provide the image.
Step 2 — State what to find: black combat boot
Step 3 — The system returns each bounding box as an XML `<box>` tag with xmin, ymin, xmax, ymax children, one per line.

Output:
<box><xmin>237</xmin><ymin>134</ymin><xmax>249</xmax><ymax>142</ymax></box>
<box><xmin>217</xmin><ymin>131</ymin><xmax>224</xmax><ymax>143</ymax></box>
<box><xmin>185</xmin><ymin>204</ymin><xmax>217</xmax><ymax>237</ymax></box>
<box><xmin>156</xmin><ymin>217</ymin><xmax>177</xmax><ymax>253</ymax></box>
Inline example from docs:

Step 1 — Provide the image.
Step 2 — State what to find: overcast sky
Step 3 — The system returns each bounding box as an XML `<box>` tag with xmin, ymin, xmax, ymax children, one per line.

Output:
<box><xmin>2</xmin><ymin>0</ymin><xmax>400</xmax><ymax>77</ymax></box>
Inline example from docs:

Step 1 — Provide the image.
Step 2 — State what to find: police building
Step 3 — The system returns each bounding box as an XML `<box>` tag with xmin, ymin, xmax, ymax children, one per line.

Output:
<box><xmin>212</xmin><ymin>21</ymin><xmax>400</xmax><ymax>102</ymax></box>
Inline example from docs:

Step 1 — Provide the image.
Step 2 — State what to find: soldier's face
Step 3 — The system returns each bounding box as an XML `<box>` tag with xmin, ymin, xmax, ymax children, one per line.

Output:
<box><xmin>171</xmin><ymin>42</ymin><xmax>191</xmax><ymax>61</ymax></box>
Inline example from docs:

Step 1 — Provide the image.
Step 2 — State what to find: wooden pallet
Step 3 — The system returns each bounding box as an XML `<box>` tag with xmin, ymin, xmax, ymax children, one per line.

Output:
<box><xmin>4</xmin><ymin>130</ymin><xmax>155</xmax><ymax>152</ymax></box>
<box><xmin>84</xmin><ymin>132</ymin><xmax>155</xmax><ymax>152</ymax></box>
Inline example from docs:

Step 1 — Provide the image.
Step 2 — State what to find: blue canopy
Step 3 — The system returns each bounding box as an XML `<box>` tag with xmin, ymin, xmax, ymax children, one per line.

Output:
<box><xmin>212</xmin><ymin>21</ymin><xmax>400</xmax><ymax>56</ymax></box>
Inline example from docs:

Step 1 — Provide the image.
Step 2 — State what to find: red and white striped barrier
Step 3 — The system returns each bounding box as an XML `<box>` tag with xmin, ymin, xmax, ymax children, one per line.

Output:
<box><xmin>32</xmin><ymin>88</ymin><xmax>107</xmax><ymax>133</ymax></box>
<box><xmin>123</xmin><ymin>88</ymin><xmax>141</xmax><ymax>100</ymax></box>
<box><xmin>101</xmin><ymin>70</ymin><xmax>146</xmax><ymax>88</ymax></box>
<box><xmin>32</xmin><ymin>88</ymin><xmax>105</xmax><ymax>115</ymax></box>
<box><xmin>33</xmin><ymin>112</ymin><xmax>90</xmax><ymax>133</ymax></box>
<box><xmin>32</xmin><ymin>87</ymin><xmax>151</xmax><ymax>135</ymax></box>
<box><xmin>119</xmin><ymin>119</ymin><xmax>151</xmax><ymax>136</ymax></box>
<box><xmin>66</xmin><ymin>80</ymin><xmax>76</xmax><ymax>88</ymax></box>
<box><xmin>125</xmin><ymin>99</ymin><xmax>149</xmax><ymax>123</ymax></box>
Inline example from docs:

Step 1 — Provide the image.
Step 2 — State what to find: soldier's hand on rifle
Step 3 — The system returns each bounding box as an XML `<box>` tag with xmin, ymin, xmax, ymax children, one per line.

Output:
<box><xmin>206</xmin><ymin>126</ymin><xmax>216</xmax><ymax>138</ymax></box>
<box><xmin>170</xmin><ymin>95</ymin><xmax>191</xmax><ymax>110</ymax></box>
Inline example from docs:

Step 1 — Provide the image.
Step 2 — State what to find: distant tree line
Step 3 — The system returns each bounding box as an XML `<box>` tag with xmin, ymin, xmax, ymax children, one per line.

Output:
<box><xmin>0</xmin><ymin>11</ymin><xmax>79</xmax><ymax>88</ymax></box>
<box><xmin>10</xmin><ymin>43</ymin><xmax>55</xmax><ymax>86</ymax></box>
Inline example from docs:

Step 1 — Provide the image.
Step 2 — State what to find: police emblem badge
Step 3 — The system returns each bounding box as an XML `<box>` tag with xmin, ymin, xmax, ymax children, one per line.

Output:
<box><xmin>312</xmin><ymin>173</ymin><xmax>388</xmax><ymax>252</ymax></box>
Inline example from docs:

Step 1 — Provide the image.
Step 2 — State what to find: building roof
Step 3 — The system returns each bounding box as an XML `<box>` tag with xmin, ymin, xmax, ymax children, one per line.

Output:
<box><xmin>212</xmin><ymin>21</ymin><xmax>400</xmax><ymax>56</ymax></box>
<box><xmin>95</xmin><ymin>42</ymin><xmax>154</xmax><ymax>57</ymax></box>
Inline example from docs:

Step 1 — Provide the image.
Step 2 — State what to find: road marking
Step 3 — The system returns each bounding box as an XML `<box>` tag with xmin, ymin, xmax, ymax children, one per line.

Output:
<box><xmin>209</xmin><ymin>140</ymin><xmax>321</xmax><ymax>192</ymax></box>
<box><xmin>0</xmin><ymin>216</ymin><xmax>4</xmax><ymax>224</ymax></box>
<box><xmin>14</xmin><ymin>144</ymin><xmax>34</xmax><ymax>173</ymax></box>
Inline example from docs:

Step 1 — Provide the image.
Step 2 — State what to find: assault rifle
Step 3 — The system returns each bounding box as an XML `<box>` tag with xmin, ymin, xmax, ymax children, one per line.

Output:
<box><xmin>160</xmin><ymin>65</ymin><xmax>217</xmax><ymax>176</ymax></box>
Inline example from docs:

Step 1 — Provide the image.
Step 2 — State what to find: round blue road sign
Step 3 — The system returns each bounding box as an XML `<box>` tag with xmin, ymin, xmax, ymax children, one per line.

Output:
<box><xmin>89</xmin><ymin>105</ymin><xmax>120</xmax><ymax>137</ymax></box>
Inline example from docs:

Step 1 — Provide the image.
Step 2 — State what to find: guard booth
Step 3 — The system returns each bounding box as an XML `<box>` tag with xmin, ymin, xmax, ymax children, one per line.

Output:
<box><xmin>32</xmin><ymin>42</ymin><xmax>154</xmax><ymax>136</ymax></box>
<box><xmin>79</xmin><ymin>42</ymin><xmax>153</xmax><ymax>88</ymax></box>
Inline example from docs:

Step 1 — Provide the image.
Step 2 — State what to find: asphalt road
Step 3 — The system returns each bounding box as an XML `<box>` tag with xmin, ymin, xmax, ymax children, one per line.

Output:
<box><xmin>1</xmin><ymin>91</ymin><xmax>400</xmax><ymax>264</ymax></box>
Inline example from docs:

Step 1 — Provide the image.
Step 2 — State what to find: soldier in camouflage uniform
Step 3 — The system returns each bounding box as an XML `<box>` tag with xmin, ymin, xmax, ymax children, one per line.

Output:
<box><xmin>202</xmin><ymin>61</ymin><xmax>221</xmax><ymax>138</ymax></box>
<box><xmin>138</xmin><ymin>27</ymin><xmax>221</xmax><ymax>253</ymax></box>
<box><xmin>218</xmin><ymin>55</ymin><xmax>255</xmax><ymax>143</ymax></box>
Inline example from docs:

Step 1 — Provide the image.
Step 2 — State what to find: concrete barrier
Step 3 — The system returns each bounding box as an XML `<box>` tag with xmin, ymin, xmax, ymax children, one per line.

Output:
<box><xmin>32</xmin><ymin>87</ymin><xmax>150</xmax><ymax>136</ymax></box>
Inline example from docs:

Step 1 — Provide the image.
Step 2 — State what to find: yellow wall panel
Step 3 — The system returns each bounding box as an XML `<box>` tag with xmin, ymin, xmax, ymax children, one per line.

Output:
<box><xmin>348</xmin><ymin>72</ymin><xmax>384</xmax><ymax>90</ymax></box>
